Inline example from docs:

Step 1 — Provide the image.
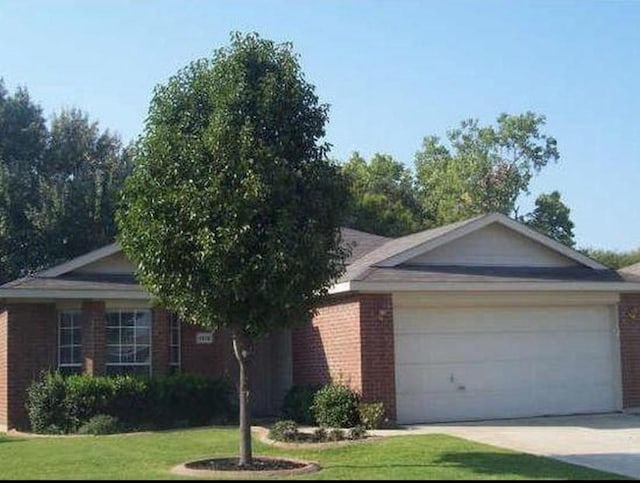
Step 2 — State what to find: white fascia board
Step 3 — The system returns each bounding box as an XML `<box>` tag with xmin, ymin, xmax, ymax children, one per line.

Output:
<box><xmin>38</xmin><ymin>243</ymin><xmax>122</xmax><ymax>278</ymax></box>
<box><xmin>0</xmin><ymin>289</ymin><xmax>151</xmax><ymax>300</ymax></box>
<box><xmin>328</xmin><ymin>281</ymin><xmax>352</xmax><ymax>294</ymax></box>
<box><xmin>350</xmin><ymin>280</ymin><xmax>640</xmax><ymax>293</ymax></box>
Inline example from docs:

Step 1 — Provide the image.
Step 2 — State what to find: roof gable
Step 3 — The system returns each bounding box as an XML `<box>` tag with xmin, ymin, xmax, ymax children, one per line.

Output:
<box><xmin>377</xmin><ymin>213</ymin><xmax>605</xmax><ymax>270</ymax></box>
<box><xmin>404</xmin><ymin>222</ymin><xmax>579</xmax><ymax>268</ymax></box>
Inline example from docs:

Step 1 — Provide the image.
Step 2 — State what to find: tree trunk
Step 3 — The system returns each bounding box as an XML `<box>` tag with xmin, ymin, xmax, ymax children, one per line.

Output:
<box><xmin>232</xmin><ymin>328</ymin><xmax>252</xmax><ymax>467</ymax></box>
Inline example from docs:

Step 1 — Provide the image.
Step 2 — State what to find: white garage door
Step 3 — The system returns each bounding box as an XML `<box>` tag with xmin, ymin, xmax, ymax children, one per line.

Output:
<box><xmin>394</xmin><ymin>305</ymin><xmax>621</xmax><ymax>424</ymax></box>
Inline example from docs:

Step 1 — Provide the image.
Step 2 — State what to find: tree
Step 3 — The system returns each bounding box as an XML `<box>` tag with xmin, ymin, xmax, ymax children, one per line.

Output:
<box><xmin>32</xmin><ymin>108</ymin><xmax>132</xmax><ymax>268</ymax></box>
<box><xmin>117</xmin><ymin>33</ymin><xmax>349</xmax><ymax>466</ymax></box>
<box><xmin>0</xmin><ymin>80</ymin><xmax>48</xmax><ymax>281</ymax></box>
<box><xmin>581</xmin><ymin>247</ymin><xmax>640</xmax><ymax>269</ymax></box>
<box><xmin>342</xmin><ymin>152</ymin><xmax>422</xmax><ymax>236</ymax></box>
<box><xmin>415</xmin><ymin>112</ymin><xmax>559</xmax><ymax>226</ymax></box>
<box><xmin>523</xmin><ymin>191</ymin><xmax>575</xmax><ymax>247</ymax></box>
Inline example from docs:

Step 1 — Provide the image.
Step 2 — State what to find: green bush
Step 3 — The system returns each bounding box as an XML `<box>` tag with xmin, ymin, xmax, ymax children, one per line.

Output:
<box><xmin>357</xmin><ymin>402</ymin><xmax>386</xmax><ymax>429</ymax></box>
<box><xmin>77</xmin><ymin>414</ymin><xmax>122</xmax><ymax>435</ymax></box>
<box><xmin>311</xmin><ymin>427</ymin><xmax>327</xmax><ymax>442</ymax></box>
<box><xmin>311</xmin><ymin>383</ymin><xmax>360</xmax><ymax>428</ymax></box>
<box><xmin>26</xmin><ymin>371</ymin><xmax>71</xmax><ymax>434</ymax></box>
<box><xmin>281</xmin><ymin>385</ymin><xmax>320</xmax><ymax>425</ymax></box>
<box><xmin>26</xmin><ymin>371</ymin><xmax>235</xmax><ymax>434</ymax></box>
<box><xmin>327</xmin><ymin>428</ymin><xmax>345</xmax><ymax>441</ymax></box>
<box><xmin>268</xmin><ymin>420</ymin><xmax>299</xmax><ymax>442</ymax></box>
<box><xmin>347</xmin><ymin>425</ymin><xmax>368</xmax><ymax>440</ymax></box>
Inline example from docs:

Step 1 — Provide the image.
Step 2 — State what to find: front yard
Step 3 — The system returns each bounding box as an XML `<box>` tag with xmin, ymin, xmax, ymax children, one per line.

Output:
<box><xmin>0</xmin><ymin>427</ymin><xmax>626</xmax><ymax>480</ymax></box>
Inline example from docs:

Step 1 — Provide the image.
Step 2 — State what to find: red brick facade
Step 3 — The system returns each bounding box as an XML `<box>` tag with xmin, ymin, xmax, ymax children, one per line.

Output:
<box><xmin>1</xmin><ymin>303</ymin><xmax>57</xmax><ymax>429</ymax></box>
<box><xmin>292</xmin><ymin>293</ymin><xmax>397</xmax><ymax>419</ymax></box>
<box><xmin>620</xmin><ymin>293</ymin><xmax>640</xmax><ymax>408</ymax></box>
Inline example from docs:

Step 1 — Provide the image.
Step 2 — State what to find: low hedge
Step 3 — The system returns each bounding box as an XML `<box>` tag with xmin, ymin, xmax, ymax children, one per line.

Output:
<box><xmin>27</xmin><ymin>371</ymin><xmax>236</xmax><ymax>434</ymax></box>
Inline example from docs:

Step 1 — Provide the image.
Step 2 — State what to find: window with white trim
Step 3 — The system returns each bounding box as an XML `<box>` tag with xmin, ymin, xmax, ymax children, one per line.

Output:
<box><xmin>106</xmin><ymin>309</ymin><xmax>151</xmax><ymax>376</ymax></box>
<box><xmin>169</xmin><ymin>313</ymin><xmax>181</xmax><ymax>371</ymax></box>
<box><xmin>58</xmin><ymin>311</ymin><xmax>82</xmax><ymax>375</ymax></box>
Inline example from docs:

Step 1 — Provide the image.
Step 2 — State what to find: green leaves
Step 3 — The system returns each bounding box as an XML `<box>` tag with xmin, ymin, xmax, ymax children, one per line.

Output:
<box><xmin>118</xmin><ymin>33</ymin><xmax>348</xmax><ymax>337</ymax></box>
<box><xmin>523</xmin><ymin>191</ymin><xmax>575</xmax><ymax>247</ymax></box>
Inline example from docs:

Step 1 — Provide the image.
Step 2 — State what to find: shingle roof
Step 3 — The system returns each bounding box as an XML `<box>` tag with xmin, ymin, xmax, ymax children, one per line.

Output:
<box><xmin>359</xmin><ymin>265</ymin><xmax>624</xmax><ymax>284</ymax></box>
<box><xmin>1</xmin><ymin>273</ymin><xmax>143</xmax><ymax>292</ymax></box>
<box><xmin>340</xmin><ymin>227</ymin><xmax>392</xmax><ymax>265</ymax></box>
<box><xmin>619</xmin><ymin>262</ymin><xmax>640</xmax><ymax>282</ymax></box>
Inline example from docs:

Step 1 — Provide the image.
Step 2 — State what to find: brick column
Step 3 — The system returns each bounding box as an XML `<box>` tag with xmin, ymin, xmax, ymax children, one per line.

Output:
<box><xmin>620</xmin><ymin>293</ymin><xmax>640</xmax><ymax>408</ymax></box>
<box><xmin>151</xmin><ymin>307</ymin><xmax>171</xmax><ymax>376</ymax></box>
<box><xmin>359</xmin><ymin>294</ymin><xmax>396</xmax><ymax>420</ymax></box>
<box><xmin>4</xmin><ymin>303</ymin><xmax>57</xmax><ymax>430</ymax></box>
<box><xmin>81</xmin><ymin>301</ymin><xmax>106</xmax><ymax>376</ymax></box>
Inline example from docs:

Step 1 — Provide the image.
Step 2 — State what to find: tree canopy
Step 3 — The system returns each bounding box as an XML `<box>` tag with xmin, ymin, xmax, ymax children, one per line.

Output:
<box><xmin>522</xmin><ymin>191</ymin><xmax>575</xmax><ymax>247</ymax></box>
<box><xmin>116</xmin><ymin>33</ymin><xmax>348</xmax><ymax>464</ymax></box>
<box><xmin>0</xmin><ymin>81</ymin><xmax>131</xmax><ymax>282</ymax></box>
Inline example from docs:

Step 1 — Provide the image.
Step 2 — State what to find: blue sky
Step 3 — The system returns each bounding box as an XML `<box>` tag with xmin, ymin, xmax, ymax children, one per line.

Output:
<box><xmin>1</xmin><ymin>0</ymin><xmax>638</xmax><ymax>250</ymax></box>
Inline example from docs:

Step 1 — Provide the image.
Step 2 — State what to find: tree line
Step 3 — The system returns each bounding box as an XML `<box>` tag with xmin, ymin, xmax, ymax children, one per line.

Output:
<box><xmin>0</xmin><ymin>79</ymin><xmax>637</xmax><ymax>284</ymax></box>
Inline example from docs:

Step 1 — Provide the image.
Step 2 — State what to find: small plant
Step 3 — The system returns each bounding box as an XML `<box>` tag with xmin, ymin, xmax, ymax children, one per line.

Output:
<box><xmin>311</xmin><ymin>383</ymin><xmax>360</xmax><ymax>428</ymax></box>
<box><xmin>357</xmin><ymin>402</ymin><xmax>386</xmax><ymax>429</ymax></box>
<box><xmin>327</xmin><ymin>428</ymin><xmax>345</xmax><ymax>441</ymax></box>
<box><xmin>281</xmin><ymin>385</ymin><xmax>320</xmax><ymax>425</ymax></box>
<box><xmin>268</xmin><ymin>420</ymin><xmax>299</xmax><ymax>442</ymax></box>
<box><xmin>311</xmin><ymin>427</ymin><xmax>327</xmax><ymax>442</ymax></box>
<box><xmin>347</xmin><ymin>425</ymin><xmax>368</xmax><ymax>440</ymax></box>
<box><xmin>77</xmin><ymin>414</ymin><xmax>122</xmax><ymax>435</ymax></box>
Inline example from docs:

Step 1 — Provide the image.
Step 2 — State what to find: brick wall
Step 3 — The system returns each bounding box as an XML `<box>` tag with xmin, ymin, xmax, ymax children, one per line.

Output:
<box><xmin>620</xmin><ymin>293</ymin><xmax>640</xmax><ymax>408</ymax></box>
<box><xmin>359</xmin><ymin>294</ymin><xmax>396</xmax><ymax>419</ymax></box>
<box><xmin>4</xmin><ymin>303</ymin><xmax>57</xmax><ymax>429</ymax></box>
<box><xmin>292</xmin><ymin>293</ymin><xmax>397</xmax><ymax>420</ymax></box>
<box><xmin>0</xmin><ymin>309</ymin><xmax>7</xmax><ymax>430</ymax></box>
<box><xmin>292</xmin><ymin>295</ymin><xmax>362</xmax><ymax>390</ymax></box>
<box><xmin>81</xmin><ymin>301</ymin><xmax>106</xmax><ymax>376</ymax></box>
<box><xmin>151</xmin><ymin>307</ymin><xmax>171</xmax><ymax>376</ymax></box>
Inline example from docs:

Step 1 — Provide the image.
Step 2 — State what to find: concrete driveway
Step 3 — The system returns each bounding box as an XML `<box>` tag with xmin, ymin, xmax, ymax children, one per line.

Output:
<box><xmin>372</xmin><ymin>413</ymin><xmax>640</xmax><ymax>479</ymax></box>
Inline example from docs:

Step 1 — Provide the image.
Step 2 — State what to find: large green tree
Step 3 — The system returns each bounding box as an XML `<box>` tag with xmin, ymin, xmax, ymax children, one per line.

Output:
<box><xmin>415</xmin><ymin>112</ymin><xmax>559</xmax><ymax>226</ymax></box>
<box><xmin>117</xmin><ymin>33</ymin><xmax>349</xmax><ymax>466</ymax></box>
<box><xmin>522</xmin><ymin>191</ymin><xmax>575</xmax><ymax>247</ymax></box>
<box><xmin>0</xmin><ymin>80</ymin><xmax>131</xmax><ymax>282</ymax></box>
<box><xmin>0</xmin><ymin>81</ymin><xmax>48</xmax><ymax>280</ymax></box>
<box><xmin>342</xmin><ymin>152</ymin><xmax>422</xmax><ymax>237</ymax></box>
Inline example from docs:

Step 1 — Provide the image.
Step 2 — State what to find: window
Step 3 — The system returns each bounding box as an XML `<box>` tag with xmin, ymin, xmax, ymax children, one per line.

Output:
<box><xmin>106</xmin><ymin>309</ymin><xmax>151</xmax><ymax>376</ymax></box>
<box><xmin>58</xmin><ymin>311</ymin><xmax>82</xmax><ymax>375</ymax></box>
<box><xmin>169</xmin><ymin>313</ymin><xmax>181</xmax><ymax>371</ymax></box>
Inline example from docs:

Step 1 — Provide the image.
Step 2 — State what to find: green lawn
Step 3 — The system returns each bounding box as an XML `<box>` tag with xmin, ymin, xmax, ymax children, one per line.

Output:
<box><xmin>0</xmin><ymin>427</ymin><xmax>626</xmax><ymax>480</ymax></box>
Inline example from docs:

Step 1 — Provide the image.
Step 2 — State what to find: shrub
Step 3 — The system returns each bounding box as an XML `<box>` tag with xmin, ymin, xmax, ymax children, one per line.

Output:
<box><xmin>327</xmin><ymin>428</ymin><xmax>345</xmax><ymax>441</ymax></box>
<box><xmin>268</xmin><ymin>420</ymin><xmax>299</xmax><ymax>442</ymax></box>
<box><xmin>347</xmin><ymin>425</ymin><xmax>368</xmax><ymax>440</ymax></box>
<box><xmin>281</xmin><ymin>385</ymin><xmax>320</xmax><ymax>425</ymax></box>
<box><xmin>26</xmin><ymin>371</ymin><xmax>236</xmax><ymax>434</ymax></box>
<box><xmin>77</xmin><ymin>415</ymin><xmax>122</xmax><ymax>435</ymax></box>
<box><xmin>311</xmin><ymin>427</ymin><xmax>327</xmax><ymax>442</ymax></box>
<box><xmin>26</xmin><ymin>371</ymin><xmax>70</xmax><ymax>434</ymax></box>
<box><xmin>357</xmin><ymin>402</ymin><xmax>386</xmax><ymax>429</ymax></box>
<box><xmin>311</xmin><ymin>383</ymin><xmax>360</xmax><ymax>428</ymax></box>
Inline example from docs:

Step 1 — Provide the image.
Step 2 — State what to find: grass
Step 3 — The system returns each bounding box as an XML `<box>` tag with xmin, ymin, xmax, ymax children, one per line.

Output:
<box><xmin>0</xmin><ymin>427</ymin><xmax>627</xmax><ymax>480</ymax></box>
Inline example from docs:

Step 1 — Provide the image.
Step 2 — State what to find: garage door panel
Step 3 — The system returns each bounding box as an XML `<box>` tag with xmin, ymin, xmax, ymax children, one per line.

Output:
<box><xmin>394</xmin><ymin>305</ymin><xmax>620</xmax><ymax>424</ymax></box>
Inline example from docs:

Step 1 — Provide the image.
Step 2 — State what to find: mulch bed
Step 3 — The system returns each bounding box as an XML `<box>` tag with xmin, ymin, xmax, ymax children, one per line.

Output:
<box><xmin>186</xmin><ymin>457</ymin><xmax>306</xmax><ymax>472</ymax></box>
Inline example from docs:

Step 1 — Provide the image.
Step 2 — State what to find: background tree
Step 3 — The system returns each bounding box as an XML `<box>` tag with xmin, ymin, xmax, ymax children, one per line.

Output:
<box><xmin>342</xmin><ymin>152</ymin><xmax>421</xmax><ymax>237</ymax></box>
<box><xmin>414</xmin><ymin>112</ymin><xmax>559</xmax><ymax>226</ymax></box>
<box><xmin>0</xmin><ymin>80</ymin><xmax>131</xmax><ymax>282</ymax></box>
<box><xmin>117</xmin><ymin>33</ymin><xmax>348</xmax><ymax>466</ymax></box>
<box><xmin>582</xmin><ymin>247</ymin><xmax>640</xmax><ymax>269</ymax></box>
<box><xmin>0</xmin><ymin>81</ymin><xmax>48</xmax><ymax>280</ymax></box>
<box><xmin>522</xmin><ymin>191</ymin><xmax>575</xmax><ymax>247</ymax></box>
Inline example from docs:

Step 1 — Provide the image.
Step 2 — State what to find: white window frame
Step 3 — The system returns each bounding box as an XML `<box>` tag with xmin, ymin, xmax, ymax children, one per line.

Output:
<box><xmin>169</xmin><ymin>313</ymin><xmax>181</xmax><ymax>370</ymax></box>
<box><xmin>58</xmin><ymin>310</ymin><xmax>83</xmax><ymax>373</ymax></box>
<box><xmin>105</xmin><ymin>309</ymin><xmax>152</xmax><ymax>376</ymax></box>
